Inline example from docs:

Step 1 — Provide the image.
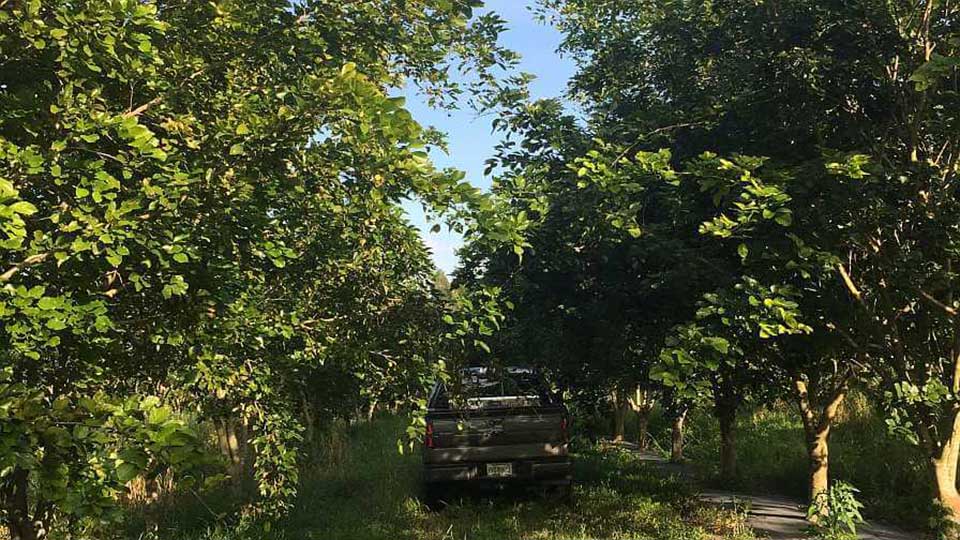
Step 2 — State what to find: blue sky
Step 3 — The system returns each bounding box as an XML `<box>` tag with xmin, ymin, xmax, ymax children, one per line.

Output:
<box><xmin>400</xmin><ymin>1</ymin><xmax>576</xmax><ymax>275</ymax></box>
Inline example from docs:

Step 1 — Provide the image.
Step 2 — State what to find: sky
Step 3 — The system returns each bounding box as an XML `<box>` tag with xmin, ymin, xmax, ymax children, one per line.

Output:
<box><xmin>400</xmin><ymin>1</ymin><xmax>577</xmax><ymax>276</ymax></box>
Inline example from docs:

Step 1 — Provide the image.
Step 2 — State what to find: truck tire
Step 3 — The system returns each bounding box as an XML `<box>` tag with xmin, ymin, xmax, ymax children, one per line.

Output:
<box><xmin>546</xmin><ymin>482</ymin><xmax>573</xmax><ymax>504</ymax></box>
<box><xmin>421</xmin><ymin>482</ymin><xmax>448</xmax><ymax>511</ymax></box>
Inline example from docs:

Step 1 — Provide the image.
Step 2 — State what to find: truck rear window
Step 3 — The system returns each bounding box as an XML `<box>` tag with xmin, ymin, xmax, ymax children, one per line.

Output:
<box><xmin>431</xmin><ymin>368</ymin><xmax>556</xmax><ymax>409</ymax></box>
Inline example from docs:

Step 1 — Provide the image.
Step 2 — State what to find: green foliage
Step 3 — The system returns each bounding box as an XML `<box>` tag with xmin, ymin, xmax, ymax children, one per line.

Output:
<box><xmin>806</xmin><ymin>481</ymin><xmax>865</xmax><ymax>540</ymax></box>
<box><xmin>501</xmin><ymin>0</ymin><xmax>960</xmax><ymax>519</ymax></box>
<box><xmin>1</xmin><ymin>0</ymin><xmax>524</xmax><ymax>534</ymax></box>
<box><xmin>128</xmin><ymin>415</ymin><xmax>755</xmax><ymax>540</ymax></box>
<box><xmin>668</xmin><ymin>401</ymin><xmax>932</xmax><ymax>528</ymax></box>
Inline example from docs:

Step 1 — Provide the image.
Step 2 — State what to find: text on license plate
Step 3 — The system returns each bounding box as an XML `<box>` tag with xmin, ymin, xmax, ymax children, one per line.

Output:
<box><xmin>486</xmin><ymin>463</ymin><xmax>513</xmax><ymax>477</ymax></box>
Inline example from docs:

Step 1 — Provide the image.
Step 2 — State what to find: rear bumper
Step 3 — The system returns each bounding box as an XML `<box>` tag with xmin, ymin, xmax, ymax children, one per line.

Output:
<box><xmin>423</xmin><ymin>459</ymin><xmax>572</xmax><ymax>484</ymax></box>
<box><xmin>423</xmin><ymin>442</ymin><xmax>568</xmax><ymax>463</ymax></box>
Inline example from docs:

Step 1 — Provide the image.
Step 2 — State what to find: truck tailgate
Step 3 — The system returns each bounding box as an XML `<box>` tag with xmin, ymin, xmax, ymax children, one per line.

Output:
<box><xmin>424</xmin><ymin>408</ymin><xmax>568</xmax><ymax>464</ymax></box>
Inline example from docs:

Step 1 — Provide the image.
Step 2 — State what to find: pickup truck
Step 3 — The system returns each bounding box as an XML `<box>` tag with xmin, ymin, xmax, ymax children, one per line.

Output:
<box><xmin>421</xmin><ymin>366</ymin><xmax>572</xmax><ymax>507</ymax></box>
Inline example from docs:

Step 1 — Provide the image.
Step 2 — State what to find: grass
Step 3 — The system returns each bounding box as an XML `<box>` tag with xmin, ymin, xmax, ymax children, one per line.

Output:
<box><xmin>628</xmin><ymin>395</ymin><xmax>932</xmax><ymax>530</ymax></box>
<box><xmin>129</xmin><ymin>415</ymin><xmax>757</xmax><ymax>540</ymax></box>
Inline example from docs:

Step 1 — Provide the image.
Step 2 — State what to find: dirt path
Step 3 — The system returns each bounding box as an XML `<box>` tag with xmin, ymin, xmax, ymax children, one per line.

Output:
<box><xmin>609</xmin><ymin>442</ymin><xmax>917</xmax><ymax>540</ymax></box>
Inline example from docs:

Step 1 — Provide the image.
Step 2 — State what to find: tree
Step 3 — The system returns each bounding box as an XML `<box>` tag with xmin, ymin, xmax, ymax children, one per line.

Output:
<box><xmin>457</xmin><ymin>99</ymin><xmax>733</xmax><ymax>441</ymax></box>
<box><xmin>1</xmin><ymin>0</ymin><xmax>521</xmax><ymax>535</ymax></box>
<box><xmin>542</xmin><ymin>0</ymin><xmax>959</xmax><ymax>519</ymax></box>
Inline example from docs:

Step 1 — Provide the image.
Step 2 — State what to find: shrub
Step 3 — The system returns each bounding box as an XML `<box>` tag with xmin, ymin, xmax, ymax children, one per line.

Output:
<box><xmin>806</xmin><ymin>481</ymin><xmax>864</xmax><ymax>540</ymax></box>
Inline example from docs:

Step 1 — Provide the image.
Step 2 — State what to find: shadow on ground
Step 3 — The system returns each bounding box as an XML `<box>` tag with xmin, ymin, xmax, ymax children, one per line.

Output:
<box><xmin>609</xmin><ymin>440</ymin><xmax>918</xmax><ymax>540</ymax></box>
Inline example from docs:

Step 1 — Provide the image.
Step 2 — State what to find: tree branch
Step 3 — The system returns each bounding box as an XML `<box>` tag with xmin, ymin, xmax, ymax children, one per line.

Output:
<box><xmin>0</xmin><ymin>253</ymin><xmax>50</xmax><ymax>283</ymax></box>
<box><xmin>613</xmin><ymin>121</ymin><xmax>711</xmax><ymax>167</ymax></box>
<box><xmin>837</xmin><ymin>262</ymin><xmax>863</xmax><ymax>302</ymax></box>
<box><xmin>124</xmin><ymin>96</ymin><xmax>163</xmax><ymax>118</ymax></box>
<box><xmin>818</xmin><ymin>368</ymin><xmax>854</xmax><ymax>433</ymax></box>
<box><xmin>919</xmin><ymin>289</ymin><xmax>958</xmax><ymax>317</ymax></box>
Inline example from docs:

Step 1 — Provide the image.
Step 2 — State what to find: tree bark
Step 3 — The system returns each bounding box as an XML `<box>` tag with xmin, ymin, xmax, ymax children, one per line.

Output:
<box><xmin>366</xmin><ymin>398</ymin><xmax>378</xmax><ymax>421</ymax></box>
<box><xmin>807</xmin><ymin>426</ymin><xmax>831</xmax><ymax>507</ymax></box>
<box><xmin>671</xmin><ymin>410</ymin><xmax>686</xmax><ymax>463</ymax></box>
<box><xmin>217</xmin><ymin>417</ymin><xmax>249</xmax><ymax>496</ymax></box>
<box><xmin>4</xmin><ymin>468</ymin><xmax>40</xmax><ymax>540</ymax></box>
<box><xmin>933</xmin><ymin>310</ymin><xmax>960</xmax><ymax>523</ymax></box>
<box><xmin>714</xmin><ymin>374</ymin><xmax>740</xmax><ymax>482</ymax></box>
<box><xmin>931</xmin><ymin>408</ymin><xmax>960</xmax><ymax>520</ymax></box>
<box><xmin>718</xmin><ymin>409</ymin><xmax>737</xmax><ymax>481</ymax></box>
<box><xmin>612</xmin><ymin>403</ymin><xmax>627</xmax><ymax>442</ymax></box>
<box><xmin>628</xmin><ymin>387</ymin><xmax>655</xmax><ymax>450</ymax></box>
<box><xmin>301</xmin><ymin>391</ymin><xmax>316</xmax><ymax>456</ymax></box>
<box><xmin>611</xmin><ymin>389</ymin><xmax>628</xmax><ymax>442</ymax></box>
<box><xmin>793</xmin><ymin>373</ymin><xmax>847</xmax><ymax>517</ymax></box>
<box><xmin>636</xmin><ymin>407</ymin><xmax>652</xmax><ymax>451</ymax></box>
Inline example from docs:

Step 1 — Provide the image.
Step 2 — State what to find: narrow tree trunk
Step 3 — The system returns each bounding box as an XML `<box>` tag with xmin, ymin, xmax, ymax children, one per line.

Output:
<box><xmin>301</xmin><ymin>391</ymin><xmax>316</xmax><ymax>456</ymax></box>
<box><xmin>718</xmin><ymin>409</ymin><xmax>737</xmax><ymax>481</ymax></box>
<box><xmin>807</xmin><ymin>426</ymin><xmax>831</xmax><ymax>506</ymax></box>
<box><xmin>611</xmin><ymin>389</ymin><xmax>628</xmax><ymax>442</ymax></box>
<box><xmin>933</xmin><ymin>329</ymin><xmax>960</xmax><ymax>523</ymax></box>
<box><xmin>671</xmin><ymin>410</ymin><xmax>686</xmax><ymax>463</ymax></box>
<box><xmin>217</xmin><ymin>418</ymin><xmax>247</xmax><ymax>496</ymax></box>
<box><xmin>636</xmin><ymin>407</ymin><xmax>652</xmax><ymax>451</ymax></box>
<box><xmin>713</xmin><ymin>374</ymin><xmax>740</xmax><ymax>482</ymax></box>
<box><xmin>239</xmin><ymin>420</ymin><xmax>255</xmax><ymax>496</ymax></box>
<box><xmin>629</xmin><ymin>387</ymin><xmax>655</xmax><ymax>451</ymax></box>
<box><xmin>613</xmin><ymin>402</ymin><xmax>627</xmax><ymax>442</ymax></box>
<box><xmin>793</xmin><ymin>374</ymin><xmax>847</xmax><ymax>519</ymax></box>
<box><xmin>931</xmin><ymin>409</ymin><xmax>960</xmax><ymax>520</ymax></box>
<box><xmin>5</xmin><ymin>468</ymin><xmax>40</xmax><ymax>540</ymax></box>
<box><xmin>367</xmin><ymin>398</ymin><xmax>378</xmax><ymax>421</ymax></box>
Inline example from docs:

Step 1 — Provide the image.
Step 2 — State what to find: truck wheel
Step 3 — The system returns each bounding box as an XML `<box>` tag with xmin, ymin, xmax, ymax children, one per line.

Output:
<box><xmin>421</xmin><ymin>482</ymin><xmax>447</xmax><ymax>511</ymax></box>
<box><xmin>547</xmin><ymin>482</ymin><xmax>573</xmax><ymax>504</ymax></box>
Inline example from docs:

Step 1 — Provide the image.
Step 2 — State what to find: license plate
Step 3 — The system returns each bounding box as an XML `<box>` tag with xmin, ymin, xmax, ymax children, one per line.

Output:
<box><xmin>486</xmin><ymin>462</ymin><xmax>513</xmax><ymax>478</ymax></box>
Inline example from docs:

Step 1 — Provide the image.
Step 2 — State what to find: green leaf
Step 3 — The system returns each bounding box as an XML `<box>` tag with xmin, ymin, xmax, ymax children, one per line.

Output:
<box><xmin>148</xmin><ymin>406</ymin><xmax>171</xmax><ymax>425</ymax></box>
<box><xmin>116</xmin><ymin>462</ymin><xmax>140</xmax><ymax>483</ymax></box>
<box><xmin>9</xmin><ymin>201</ymin><xmax>38</xmax><ymax>215</ymax></box>
<box><xmin>46</xmin><ymin>318</ymin><xmax>67</xmax><ymax>331</ymax></box>
<box><xmin>37</xmin><ymin>297</ymin><xmax>60</xmax><ymax>310</ymax></box>
<box><xmin>774</xmin><ymin>211</ymin><xmax>793</xmax><ymax>226</ymax></box>
<box><xmin>474</xmin><ymin>339</ymin><xmax>491</xmax><ymax>354</ymax></box>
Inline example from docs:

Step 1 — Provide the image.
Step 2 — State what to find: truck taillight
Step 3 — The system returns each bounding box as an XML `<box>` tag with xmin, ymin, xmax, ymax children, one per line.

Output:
<box><xmin>425</xmin><ymin>421</ymin><xmax>434</xmax><ymax>448</ymax></box>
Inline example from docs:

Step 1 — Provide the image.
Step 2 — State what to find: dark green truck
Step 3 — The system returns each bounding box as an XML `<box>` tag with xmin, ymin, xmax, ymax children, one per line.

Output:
<box><xmin>421</xmin><ymin>367</ymin><xmax>572</xmax><ymax>507</ymax></box>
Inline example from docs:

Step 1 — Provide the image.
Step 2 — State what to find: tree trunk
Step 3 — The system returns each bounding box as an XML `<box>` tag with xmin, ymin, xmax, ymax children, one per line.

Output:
<box><xmin>793</xmin><ymin>374</ymin><xmax>847</xmax><ymax>519</ymax></box>
<box><xmin>931</xmin><ymin>409</ymin><xmax>960</xmax><ymax>520</ymax></box>
<box><xmin>671</xmin><ymin>410</ymin><xmax>686</xmax><ymax>463</ymax></box>
<box><xmin>713</xmin><ymin>373</ymin><xmax>741</xmax><ymax>482</ymax></box>
<box><xmin>366</xmin><ymin>398</ymin><xmax>378</xmax><ymax>421</ymax></box>
<box><xmin>4</xmin><ymin>468</ymin><xmax>40</xmax><ymax>540</ymax></box>
<box><xmin>636</xmin><ymin>407</ymin><xmax>652</xmax><ymax>451</ymax></box>
<box><xmin>807</xmin><ymin>426</ymin><xmax>831</xmax><ymax>506</ymax></box>
<box><xmin>613</xmin><ymin>402</ymin><xmax>627</xmax><ymax>442</ymax></box>
<box><xmin>301</xmin><ymin>391</ymin><xmax>316</xmax><ymax>456</ymax></box>
<box><xmin>629</xmin><ymin>387</ymin><xmax>655</xmax><ymax>450</ymax></box>
<box><xmin>217</xmin><ymin>417</ymin><xmax>249</xmax><ymax>496</ymax></box>
<box><xmin>718</xmin><ymin>409</ymin><xmax>737</xmax><ymax>481</ymax></box>
<box><xmin>611</xmin><ymin>389</ymin><xmax>628</xmax><ymax>442</ymax></box>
